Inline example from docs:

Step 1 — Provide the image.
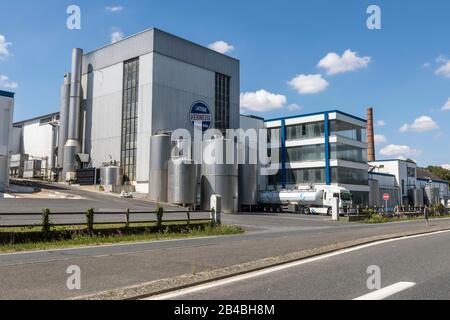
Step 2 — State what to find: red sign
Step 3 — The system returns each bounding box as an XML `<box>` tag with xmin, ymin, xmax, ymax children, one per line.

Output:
<box><xmin>383</xmin><ymin>193</ymin><xmax>390</xmax><ymax>201</ymax></box>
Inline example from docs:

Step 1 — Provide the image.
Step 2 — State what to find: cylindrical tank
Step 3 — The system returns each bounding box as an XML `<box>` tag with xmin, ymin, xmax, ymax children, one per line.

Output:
<box><xmin>409</xmin><ymin>188</ymin><xmax>424</xmax><ymax>207</ymax></box>
<box><xmin>167</xmin><ymin>158</ymin><xmax>197</xmax><ymax>206</ymax></box>
<box><xmin>201</xmin><ymin>138</ymin><xmax>238</xmax><ymax>214</ymax></box>
<box><xmin>424</xmin><ymin>186</ymin><xmax>440</xmax><ymax>206</ymax></box>
<box><xmin>238</xmin><ymin>141</ymin><xmax>258</xmax><ymax>207</ymax></box>
<box><xmin>58</xmin><ymin>73</ymin><xmax>71</xmax><ymax>170</ymax></box>
<box><xmin>100</xmin><ymin>166</ymin><xmax>123</xmax><ymax>186</ymax></box>
<box><xmin>149</xmin><ymin>134</ymin><xmax>171</xmax><ymax>202</ymax></box>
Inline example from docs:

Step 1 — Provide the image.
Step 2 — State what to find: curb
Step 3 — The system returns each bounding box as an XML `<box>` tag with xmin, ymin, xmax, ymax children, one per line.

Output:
<box><xmin>72</xmin><ymin>225</ymin><xmax>450</xmax><ymax>300</ymax></box>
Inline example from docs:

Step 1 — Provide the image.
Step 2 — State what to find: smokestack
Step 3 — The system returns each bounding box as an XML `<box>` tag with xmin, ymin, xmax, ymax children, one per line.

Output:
<box><xmin>58</xmin><ymin>73</ymin><xmax>71</xmax><ymax>171</ymax></box>
<box><xmin>63</xmin><ymin>48</ymin><xmax>83</xmax><ymax>180</ymax></box>
<box><xmin>367</xmin><ymin>107</ymin><xmax>375</xmax><ymax>162</ymax></box>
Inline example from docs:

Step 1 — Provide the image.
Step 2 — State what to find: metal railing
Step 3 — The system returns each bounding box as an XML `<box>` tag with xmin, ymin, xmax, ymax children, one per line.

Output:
<box><xmin>0</xmin><ymin>208</ymin><xmax>213</xmax><ymax>229</ymax></box>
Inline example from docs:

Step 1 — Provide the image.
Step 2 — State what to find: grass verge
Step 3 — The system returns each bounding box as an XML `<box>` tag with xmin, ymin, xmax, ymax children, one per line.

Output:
<box><xmin>0</xmin><ymin>224</ymin><xmax>244</xmax><ymax>253</ymax></box>
<box><xmin>363</xmin><ymin>214</ymin><xmax>450</xmax><ymax>224</ymax></box>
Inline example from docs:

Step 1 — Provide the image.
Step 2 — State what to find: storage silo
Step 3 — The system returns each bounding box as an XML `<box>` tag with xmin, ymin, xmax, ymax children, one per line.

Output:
<box><xmin>238</xmin><ymin>141</ymin><xmax>258</xmax><ymax>210</ymax></box>
<box><xmin>409</xmin><ymin>188</ymin><xmax>424</xmax><ymax>208</ymax></box>
<box><xmin>100</xmin><ymin>166</ymin><xmax>124</xmax><ymax>186</ymax></box>
<box><xmin>201</xmin><ymin>138</ymin><xmax>238</xmax><ymax>214</ymax></box>
<box><xmin>149</xmin><ymin>134</ymin><xmax>171</xmax><ymax>202</ymax></box>
<box><xmin>424</xmin><ymin>186</ymin><xmax>440</xmax><ymax>206</ymax></box>
<box><xmin>167</xmin><ymin>158</ymin><xmax>197</xmax><ymax>206</ymax></box>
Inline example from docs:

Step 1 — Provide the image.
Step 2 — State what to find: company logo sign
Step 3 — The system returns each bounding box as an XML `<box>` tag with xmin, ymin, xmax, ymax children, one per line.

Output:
<box><xmin>190</xmin><ymin>101</ymin><xmax>211</xmax><ymax>132</ymax></box>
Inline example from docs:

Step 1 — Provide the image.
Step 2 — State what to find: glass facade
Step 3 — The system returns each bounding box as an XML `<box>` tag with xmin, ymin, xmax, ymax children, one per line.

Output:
<box><xmin>331</xmin><ymin>167</ymin><xmax>368</xmax><ymax>185</ymax></box>
<box><xmin>330</xmin><ymin>120</ymin><xmax>366</xmax><ymax>142</ymax></box>
<box><xmin>215</xmin><ymin>73</ymin><xmax>230</xmax><ymax>133</ymax></box>
<box><xmin>286</xmin><ymin>168</ymin><xmax>326</xmax><ymax>184</ymax></box>
<box><xmin>285</xmin><ymin>121</ymin><xmax>324</xmax><ymax>141</ymax></box>
<box><xmin>121</xmin><ymin>57</ymin><xmax>139</xmax><ymax>182</ymax></box>
<box><xmin>286</xmin><ymin>144</ymin><xmax>325</xmax><ymax>162</ymax></box>
<box><xmin>330</xmin><ymin>143</ymin><xmax>367</xmax><ymax>163</ymax></box>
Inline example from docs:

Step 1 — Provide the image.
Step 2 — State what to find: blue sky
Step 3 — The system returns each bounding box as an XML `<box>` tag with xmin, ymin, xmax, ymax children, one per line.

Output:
<box><xmin>0</xmin><ymin>0</ymin><xmax>449</xmax><ymax>167</ymax></box>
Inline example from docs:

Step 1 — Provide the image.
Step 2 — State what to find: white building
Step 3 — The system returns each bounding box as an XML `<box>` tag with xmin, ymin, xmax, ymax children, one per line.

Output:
<box><xmin>0</xmin><ymin>90</ymin><xmax>14</xmax><ymax>192</ymax></box>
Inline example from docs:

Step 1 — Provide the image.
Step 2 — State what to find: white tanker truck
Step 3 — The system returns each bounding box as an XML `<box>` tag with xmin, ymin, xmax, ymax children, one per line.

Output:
<box><xmin>258</xmin><ymin>185</ymin><xmax>353</xmax><ymax>215</ymax></box>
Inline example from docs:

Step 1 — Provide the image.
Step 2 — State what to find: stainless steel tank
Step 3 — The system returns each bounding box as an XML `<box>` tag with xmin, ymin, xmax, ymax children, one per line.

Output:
<box><xmin>424</xmin><ymin>186</ymin><xmax>440</xmax><ymax>206</ymax></box>
<box><xmin>238</xmin><ymin>141</ymin><xmax>258</xmax><ymax>207</ymax></box>
<box><xmin>149</xmin><ymin>134</ymin><xmax>171</xmax><ymax>202</ymax></box>
<box><xmin>100</xmin><ymin>166</ymin><xmax>123</xmax><ymax>186</ymax></box>
<box><xmin>409</xmin><ymin>188</ymin><xmax>424</xmax><ymax>207</ymax></box>
<box><xmin>201</xmin><ymin>138</ymin><xmax>238</xmax><ymax>214</ymax></box>
<box><xmin>167</xmin><ymin>158</ymin><xmax>197</xmax><ymax>206</ymax></box>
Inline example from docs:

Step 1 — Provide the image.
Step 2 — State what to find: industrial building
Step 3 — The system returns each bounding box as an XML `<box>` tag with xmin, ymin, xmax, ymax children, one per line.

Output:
<box><xmin>369</xmin><ymin>159</ymin><xmax>449</xmax><ymax>208</ymax></box>
<box><xmin>0</xmin><ymin>90</ymin><xmax>14</xmax><ymax>193</ymax></box>
<box><xmin>7</xmin><ymin>27</ymin><xmax>448</xmax><ymax>214</ymax></box>
<box><xmin>263</xmin><ymin>111</ymin><xmax>370</xmax><ymax>205</ymax></box>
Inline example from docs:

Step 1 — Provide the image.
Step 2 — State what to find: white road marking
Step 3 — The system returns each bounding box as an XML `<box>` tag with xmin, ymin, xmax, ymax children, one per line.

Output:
<box><xmin>354</xmin><ymin>282</ymin><xmax>416</xmax><ymax>300</ymax></box>
<box><xmin>146</xmin><ymin>229</ymin><xmax>450</xmax><ymax>300</ymax></box>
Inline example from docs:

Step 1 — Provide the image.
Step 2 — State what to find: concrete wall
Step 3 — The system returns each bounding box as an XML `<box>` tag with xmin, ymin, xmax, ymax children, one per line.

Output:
<box><xmin>0</xmin><ymin>94</ymin><xmax>14</xmax><ymax>192</ymax></box>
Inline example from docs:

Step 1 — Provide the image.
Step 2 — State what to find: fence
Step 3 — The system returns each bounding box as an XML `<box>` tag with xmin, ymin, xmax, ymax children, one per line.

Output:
<box><xmin>0</xmin><ymin>208</ymin><xmax>213</xmax><ymax>229</ymax></box>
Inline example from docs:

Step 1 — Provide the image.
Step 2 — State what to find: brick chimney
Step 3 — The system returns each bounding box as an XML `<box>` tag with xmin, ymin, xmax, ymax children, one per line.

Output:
<box><xmin>367</xmin><ymin>107</ymin><xmax>375</xmax><ymax>162</ymax></box>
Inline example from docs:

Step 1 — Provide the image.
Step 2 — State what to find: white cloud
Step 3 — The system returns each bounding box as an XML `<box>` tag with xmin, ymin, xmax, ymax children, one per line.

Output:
<box><xmin>105</xmin><ymin>6</ymin><xmax>123</xmax><ymax>12</ymax></box>
<box><xmin>380</xmin><ymin>144</ymin><xmax>421</xmax><ymax>158</ymax></box>
<box><xmin>374</xmin><ymin>134</ymin><xmax>387</xmax><ymax>145</ymax></box>
<box><xmin>422</xmin><ymin>62</ymin><xmax>431</xmax><ymax>68</ymax></box>
<box><xmin>111</xmin><ymin>31</ymin><xmax>124</xmax><ymax>43</ymax></box>
<box><xmin>441</xmin><ymin>164</ymin><xmax>450</xmax><ymax>170</ymax></box>
<box><xmin>375</xmin><ymin>120</ymin><xmax>386</xmax><ymax>127</ymax></box>
<box><xmin>317</xmin><ymin>49</ymin><xmax>371</xmax><ymax>76</ymax></box>
<box><xmin>441</xmin><ymin>98</ymin><xmax>450</xmax><ymax>111</ymax></box>
<box><xmin>435</xmin><ymin>57</ymin><xmax>450</xmax><ymax>78</ymax></box>
<box><xmin>0</xmin><ymin>34</ymin><xmax>11</xmax><ymax>59</ymax></box>
<box><xmin>240</xmin><ymin>89</ymin><xmax>287</xmax><ymax>113</ymax></box>
<box><xmin>208</xmin><ymin>41</ymin><xmax>234</xmax><ymax>54</ymax></box>
<box><xmin>287</xmin><ymin>103</ymin><xmax>303</xmax><ymax>112</ymax></box>
<box><xmin>288</xmin><ymin>74</ymin><xmax>329</xmax><ymax>94</ymax></box>
<box><xmin>399</xmin><ymin>115</ymin><xmax>439</xmax><ymax>133</ymax></box>
<box><xmin>0</xmin><ymin>75</ymin><xmax>18</xmax><ymax>90</ymax></box>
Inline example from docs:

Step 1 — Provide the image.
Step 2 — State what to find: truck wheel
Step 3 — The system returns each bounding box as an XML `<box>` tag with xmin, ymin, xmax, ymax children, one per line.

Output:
<box><xmin>275</xmin><ymin>206</ymin><xmax>282</xmax><ymax>213</ymax></box>
<box><xmin>269</xmin><ymin>206</ymin><xmax>275</xmax><ymax>213</ymax></box>
<box><xmin>304</xmin><ymin>207</ymin><xmax>311</xmax><ymax>215</ymax></box>
<box><xmin>327</xmin><ymin>207</ymin><xmax>332</xmax><ymax>216</ymax></box>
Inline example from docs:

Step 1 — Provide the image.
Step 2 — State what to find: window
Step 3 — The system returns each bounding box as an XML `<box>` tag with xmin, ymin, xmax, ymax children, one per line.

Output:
<box><xmin>121</xmin><ymin>57</ymin><xmax>139</xmax><ymax>182</ymax></box>
<box><xmin>330</xmin><ymin>120</ymin><xmax>366</xmax><ymax>142</ymax></box>
<box><xmin>285</xmin><ymin>121</ymin><xmax>324</xmax><ymax>140</ymax></box>
<box><xmin>331</xmin><ymin>167</ymin><xmax>368</xmax><ymax>185</ymax></box>
<box><xmin>215</xmin><ymin>73</ymin><xmax>230</xmax><ymax>133</ymax></box>
<box><xmin>285</xmin><ymin>168</ymin><xmax>326</xmax><ymax>185</ymax></box>
<box><xmin>330</xmin><ymin>143</ymin><xmax>367</xmax><ymax>163</ymax></box>
<box><xmin>407</xmin><ymin>167</ymin><xmax>416</xmax><ymax>178</ymax></box>
<box><xmin>286</xmin><ymin>144</ymin><xmax>325</xmax><ymax>162</ymax></box>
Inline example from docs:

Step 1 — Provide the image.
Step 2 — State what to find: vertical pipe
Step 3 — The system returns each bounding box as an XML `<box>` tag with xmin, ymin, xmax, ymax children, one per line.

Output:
<box><xmin>367</xmin><ymin>107</ymin><xmax>375</xmax><ymax>162</ymax></box>
<box><xmin>63</xmin><ymin>48</ymin><xmax>83</xmax><ymax>179</ymax></box>
<box><xmin>57</xmin><ymin>73</ymin><xmax>71</xmax><ymax>169</ymax></box>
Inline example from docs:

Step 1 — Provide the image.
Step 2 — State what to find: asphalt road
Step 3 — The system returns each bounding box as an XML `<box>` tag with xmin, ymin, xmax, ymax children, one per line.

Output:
<box><xmin>1</xmin><ymin>182</ymin><xmax>450</xmax><ymax>300</ymax></box>
<box><xmin>155</xmin><ymin>230</ymin><xmax>450</xmax><ymax>300</ymax></box>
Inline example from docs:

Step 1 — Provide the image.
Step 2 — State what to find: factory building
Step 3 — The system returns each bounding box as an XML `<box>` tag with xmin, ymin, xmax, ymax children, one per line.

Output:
<box><xmin>263</xmin><ymin>111</ymin><xmax>370</xmax><ymax>205</ymax></box>
<box><xmin>369</xmin><ymin>159</ymin><xmax>449</xmax><ymax>207</ymax></box>
<box><xmin>10</xmin><ymin>112</ymin><xmax>59</xmax><ymax>179</ymax></box>
<box><xmin>55</xmin><ymin>28</ymin><xmax>239</xmax><ymax>193</ymax></box>
<box><xmin>0</xmin><ymin>90</ymin><xmax>15</xmax><ymax>192</ymax></box>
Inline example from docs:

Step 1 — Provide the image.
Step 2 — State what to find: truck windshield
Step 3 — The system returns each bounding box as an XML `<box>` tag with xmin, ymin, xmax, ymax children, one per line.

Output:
<box><xmin>341</xmin><ymin>192</ymin><xmax>352</xmax><ymax>201</ymax></box>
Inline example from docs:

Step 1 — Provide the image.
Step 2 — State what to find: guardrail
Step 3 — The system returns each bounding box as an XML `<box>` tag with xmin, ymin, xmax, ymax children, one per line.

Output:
<box><xmin>0</xmin><ymin>208</ymin><xmax>213</xmax><ymax>229</ymax></box>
